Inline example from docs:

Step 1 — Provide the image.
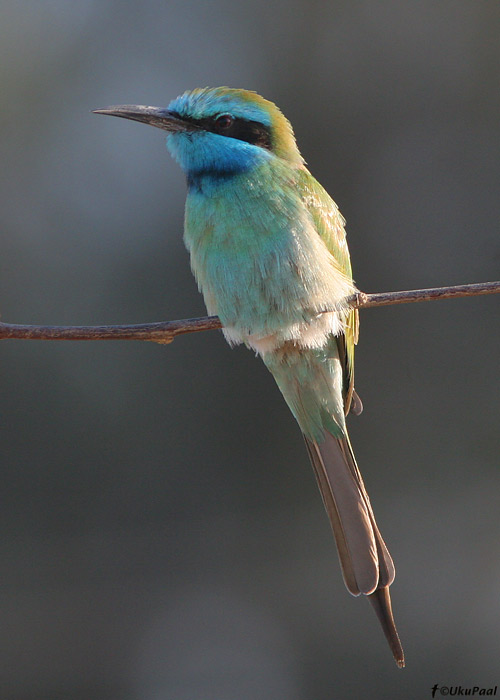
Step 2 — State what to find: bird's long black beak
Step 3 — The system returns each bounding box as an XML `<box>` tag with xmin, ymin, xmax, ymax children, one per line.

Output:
<box><xmin>92</xmin><ymin>105</ymin><xmax>198</xmax><ymax>133</ymax></box>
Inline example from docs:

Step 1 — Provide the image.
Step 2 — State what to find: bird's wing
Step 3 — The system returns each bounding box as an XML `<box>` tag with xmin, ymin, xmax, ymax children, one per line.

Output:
<box><xmin>296</xmin><ymin>168</ymin><xmax>359</xmax><ymax>414</ymax></box>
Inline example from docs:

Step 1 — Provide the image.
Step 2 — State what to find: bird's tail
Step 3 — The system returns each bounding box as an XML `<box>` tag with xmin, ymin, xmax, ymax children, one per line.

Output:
<box><xmin>304</xmin><ymin>432</ymin><xmax>404</xmax><ymax>668</ymax></box>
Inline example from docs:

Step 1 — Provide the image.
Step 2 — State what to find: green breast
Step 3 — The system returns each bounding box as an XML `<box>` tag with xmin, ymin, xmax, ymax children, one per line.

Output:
<box><xmin>183</xmin><ymin>160</ymin><xmax>352</xmax><ymax>342</ymax></box>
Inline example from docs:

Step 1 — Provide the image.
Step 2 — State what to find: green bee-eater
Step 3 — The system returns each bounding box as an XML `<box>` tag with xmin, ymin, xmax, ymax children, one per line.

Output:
<box><xmin>95</xmin><ymin>87</ymin><xmax>404</xmax><ymax>667</ymax></box>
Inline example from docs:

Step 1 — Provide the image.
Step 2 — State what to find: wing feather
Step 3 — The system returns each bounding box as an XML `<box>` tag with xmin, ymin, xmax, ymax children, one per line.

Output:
<box><xmin>297</xmin><ymin>169</ymin><xmax>359</xmax><ymax>412</ymax></box>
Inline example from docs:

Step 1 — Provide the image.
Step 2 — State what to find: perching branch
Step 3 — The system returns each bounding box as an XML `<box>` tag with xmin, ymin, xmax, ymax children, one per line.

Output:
<box><xmin>0</xmin><ymin>280</ymin><xmax>498</xmax><ymax>344</ymax></box>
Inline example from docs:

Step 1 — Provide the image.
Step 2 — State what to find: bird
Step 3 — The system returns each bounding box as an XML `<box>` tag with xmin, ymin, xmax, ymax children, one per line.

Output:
<box><xmin>94</xmin><ymin>87</ymin><xmax>404</xmax><ymax>667</ymax></box>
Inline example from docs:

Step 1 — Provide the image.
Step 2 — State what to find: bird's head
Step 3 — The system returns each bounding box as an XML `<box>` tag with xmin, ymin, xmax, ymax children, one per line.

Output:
<box><xmin>94</xmin><ymin>87</ymin><xmax>304</xmax><ymax>178</ymax></box>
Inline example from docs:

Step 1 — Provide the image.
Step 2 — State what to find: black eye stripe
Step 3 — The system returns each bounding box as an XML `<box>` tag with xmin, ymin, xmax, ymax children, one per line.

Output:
<box><xmin>178</xmin><ymin>114</ymin><xmax>272</xmax><ymax>150</ymax></box>
<box><xmin>216</xmin><ymin>118</ymin><xmax>272</xmax><ymax>150</ymax></box>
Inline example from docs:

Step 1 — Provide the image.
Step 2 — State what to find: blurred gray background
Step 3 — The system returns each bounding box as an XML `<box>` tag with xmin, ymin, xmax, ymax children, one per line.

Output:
<box><xmin>1</xmin><ymin>1</ymin><xmax>499</xmax><ymax>699</ymax></box>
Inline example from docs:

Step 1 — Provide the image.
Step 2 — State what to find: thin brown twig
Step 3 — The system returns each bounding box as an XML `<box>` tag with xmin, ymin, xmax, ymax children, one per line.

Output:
<box><xmin>0</xmin><ymin>280</ymin><xmax>498</xmax><ymax>344</ymax></box>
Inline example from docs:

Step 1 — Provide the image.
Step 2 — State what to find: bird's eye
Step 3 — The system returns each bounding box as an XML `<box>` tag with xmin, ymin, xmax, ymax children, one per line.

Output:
<box><xmin>215</xmin><ymin>114</ymin><xmax>234</xmax><ymax>130</ymax></box>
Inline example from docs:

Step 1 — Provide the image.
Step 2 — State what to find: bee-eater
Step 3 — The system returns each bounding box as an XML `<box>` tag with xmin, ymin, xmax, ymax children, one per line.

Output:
<box><xmin>95</xmin><ymin>87</ymin><xmax>404</xmax><ymax>667</ymax></box>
